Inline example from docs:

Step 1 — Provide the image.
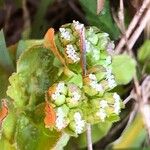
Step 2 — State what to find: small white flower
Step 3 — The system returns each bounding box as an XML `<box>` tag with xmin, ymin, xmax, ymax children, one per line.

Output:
<box><xmin>95</xmin><ymin>83</ymin><xmax>103</xmax><ymax>92</ymax></box>
<box><xmin>105</xmin><ymin>56</ymin><xmax>112</xmax><ymax>65</ymax></box>
<box><xmin>106</xmin><ymin>67</ymin><xmax>112</xmax><ymax>75</ymax></box>
<box><xmin>66</xmin><ymin>44</ymin><xmax>80</xmax><ymax>62</ymax></box>
<box><xmin>73</xmin><ymin>20</ymin><xmax>84</xmax><ymax>30</ymax></box>
<box><xmin>85</xmin><ymin>40</ymin><xmax>91</xmax><ymax>52</ymax></box>
<box><xmin>100</xmin><ymin>100</ymin><xmax>108</xmax><ymax>109</ymax></box>
<box><xmin>113</xmin><ymin>93</ymin><xmax>120</xmax><ymax>101</ymax></box>
<box><xmin>74</xmin><ymin>112</ymin><xmax>85</xmax><ymax>134</ymax></box>
<box><xmin>74</xmin><ymin>112</ymin><xmax>82</xmax><ymax>121</ymax></box>
<box><xmin>89</xmin><ymin>80</ymin><xmax>98</xmax><ymax>88</ymax></box>
<box><xmin>107</xmin><ymin>77</ymin><xmax>117</xmax><ymax>88</ymax></box>
<box><xmin>51</xmin><ymin>82</ymin><xmax>65</xmax><ymax>100</ymax></box>
<box><xmin>59</xmin><ymin>28</ymin><xmax>71</xmax><ymax>40</ymax></box>
<box><xmin>57</xmin><ymin>82</ymin><xmax>65</xmax><ymax>92</ymax></box>
<box><xmin>96</xmin><ymin>108</ymin><xmax>107</xmax><ymax>122</ymax></box>
<box><xmin>56</xmin><ymin>108</ymin><xmax>66</xmax><ymax>130</ymax></box>
<box><xmin>89</xmin><ymin>74</ymin><xmax>97</xmax><ymax>81</ymax></box>
<box><xmin>52</xmin><ymin>93</ymin><xmax>59</xmax><ymax>100</ymax></box>
<box><xmin>89</xmin><ymin>74</ymin><xmax>103</xmax><ymax>92</ymax></box>
<box><xmin>93</xmin><ymin>50</ymin><xmax>100</xmax><ymax>60</ymax></box>
<box><xmin>105</xmin><ymin>67</ymin><xmax>117</xmax><ymax>88</ymax></box>
<box><xmin>72</xmin><ymin>91</ymin><xmax>81</xmax><ymax>102</ymax></box>
<box><xmin>113</xmin><ymin>93</ymin><xmax>121</xmax><ymax>115</ymax></box>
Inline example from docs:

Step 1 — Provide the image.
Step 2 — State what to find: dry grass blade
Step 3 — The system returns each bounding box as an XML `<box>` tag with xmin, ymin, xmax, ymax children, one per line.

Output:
<box><xmin>97</xmin><ymin>0</ymin><xmax>105</xmax><ymax>14</ymax></box>
<box><xmin>118</xmin><ymin>0</ymin><xmax>125</xmax><ymax>31</ymax></box>
<box><xmin>115</xmin><ymin>0</ymin><xmax>150</xmax><ymax>54</ymax></box>
<box><xmin>79</xmin><ymin>27</ymin><xmax>87</xmax><ymax>76</ymax></box>
<box><xmin>128</xmin><ymin>8</ymin><xmax>150</xmax><ymax>50</ymax></box>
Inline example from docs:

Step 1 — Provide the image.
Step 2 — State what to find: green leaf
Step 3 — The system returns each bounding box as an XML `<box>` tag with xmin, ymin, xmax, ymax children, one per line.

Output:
<box><xmin>2</xmin><ymin>110</ymin><xmax>16</xmax><ymax>141</ymax></box>
<box><xmin>138</xmin><ymin>40</ymin><xmax>150</xmax><ymax>73</ymax></box>
<box><xmin>79</xmin><ymin>0</ymin><xmax>120</xmax><ymax>39</ymax></box>
<box><xmin>0</xmin><ymin>100</ymin><xmax>17</xmax><ymax>148</ymax></box>
<box><xmin>7</xmin><ymin>45</ymin><xmax>58</xmax><ymax>108</ymax></box>
<box><xmin>53</xmin><ymin>133</ymin><xmax>70</xmax><ymax>150</ymax></box>
<box><xmin>112</xmin><ymin>54</ymin><xmax>136</xmax><ymax>85</ymax></box>
<box><xmin>0</xmin><ymin>137</ymin><xmax>15</xmax><ymax>150</ymax></box>
<box><xmin>68</xmin><ymin>74</ymin><xmax>83</xmax><ymax>88</ymax></box>
<box><xmin>0</xmin><ymin>66</ymin><xmax>9</xmax><ymax>99</ymax></box>
<box><xmin>16</xmin><ymin>40</ymin><xmax>44</xmax><ymax>59</ymax></box>
<box><xmin>0</xmin><ymin>30</ymin><xmax>14</xmax><ymax>73</ymax></box>
<box><xmin>113</xmin><ymin>114</ymin><xmax>146</xmax><ymax>149</ymax></box>
<box><xmin>16</xmin><ymin>114</ymin><xmax>69</xmax><ymax>150</ymax></box>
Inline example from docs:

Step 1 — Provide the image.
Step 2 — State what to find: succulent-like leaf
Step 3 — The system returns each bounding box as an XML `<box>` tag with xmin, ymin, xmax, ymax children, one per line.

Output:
<box><xmin>112</xmin><ymin>54</ymin><xmax>136</xmax><ymax>85</ymax></box>
<box><xmin>138</xmin><ymin>40</ymin><xmax>150</xmax><ymax>73</ymax></box>
<box><xmin>7</xmin><ymin>45</ymin><xmax>59</xmax><ymax>108</ymax></box>
<box><xmin>16</xmin><ymin>40</ymin><xmax>44</xmax><ymax>59</ymax></box>
<box><xmin>16</xmin><ymin>114</ymin><xmax>69</xmax><ymax>150</ymax></box>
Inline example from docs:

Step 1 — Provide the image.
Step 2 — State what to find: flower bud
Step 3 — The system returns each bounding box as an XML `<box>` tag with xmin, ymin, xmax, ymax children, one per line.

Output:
<box><xmin>54</xmin><ymin>95</ymin><xmax>66</xmax><ymax>106</ymax></box>
<box><xmin>83</xmin><ymin>73</ymin><xmax>104</xmax><ymax>97</ymax></box>
<box><xmin>55</xmin><ymin>106</ymin><xmax>69</xmax><ymax>130</ymax></box>
<box><xmin>48</xmin><ymin>82</ymin><xmax>67</xmax><ymax>106</ymax></box>
<box><xmin>66</xmin><ymin>84</ymin><xmax>83</xmax><ymax>108</ymax></box>
<box><xmin>69</xmin><ymin>111</ymin><xmax>86</xmax><ymax>134</ymax></box>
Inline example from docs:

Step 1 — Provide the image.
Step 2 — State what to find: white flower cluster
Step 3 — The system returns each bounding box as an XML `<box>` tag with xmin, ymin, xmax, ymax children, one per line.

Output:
<box><xmin>73</xmin><ymin>20</ymin><xmax>84</xmax><ymax>30</ymax></box>
<box><xmin>74</xmin><ymin>112</ymin><xmax>85</xmax><ymax>134</ymax></box>
<box><xmin>113</xmin><ymin>93</ymin><xmax>121</xmax><ymax>115</ymax></box>
<box><xmin>96</xmin><ymin>100</ymin><xmax>108</xmax><ymax>122</ymax></box>
<box><xmin>56</xmin><ymin>107</ymin><xmax>67</xmax><ymax>130</ymax></box>
<box><xmin>52</xmin><ymin>82</ymin><xmax>65</xmax><ymax>100</ymax></box>
<box><xmin>59</xmin><ymin>28</ymin><xmax>71</xmax><ymax>41</ymax></box>
<box><xmin>89</xmin><ymin>74</ymin><xmax>103</xmax><ymax>92</ymax></box>
<box><xmin>71</xmin><ymin>91</ymin><xmax>81</xmax><ymax>103</ymax></box>
<box><xmin>66</xmin><ymin>44</ymin><xmax>80</xmax><ymax>62</ymax></box>
<box><xmin>105</xmin><ymin>67</ymin><xmax>116</xmax><ymax>89</ymax></box>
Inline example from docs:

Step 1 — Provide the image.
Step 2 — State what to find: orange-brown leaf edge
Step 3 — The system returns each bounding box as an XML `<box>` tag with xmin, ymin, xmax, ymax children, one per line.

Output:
<box><xmin>0</xmin><ymin>100</ymin><xmax>8</xmax><ymax>124</ymax></box>
<box><xmin>44</xmin><ymin>102</ymin><xmax>56</xmax><ymax>128</ymax></box>
<box><xmin>44</xmin><ymin>28</ymin><xmax>67</xmax><ymax>67</ymax></box>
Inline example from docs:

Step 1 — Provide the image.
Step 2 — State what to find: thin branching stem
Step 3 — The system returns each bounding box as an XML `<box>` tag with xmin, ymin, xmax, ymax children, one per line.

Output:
<box><xmin>128</xmin><ymin>8</ymin><xmax>150</xmax><ymax>49</ymax></box>
<box><xmin>86</xmin><ymin>123</ymin><xmax>93</xmax><ymax>150</ymax></box>
<box><xmin>79</xmin><ymin>26</ymin><xmax>93</xmax><ymax>150</ymax></box>
<box><xmin>115</xmin><ymin>0</ymin><xmax>150</xmax><ymax>54</ymax></box>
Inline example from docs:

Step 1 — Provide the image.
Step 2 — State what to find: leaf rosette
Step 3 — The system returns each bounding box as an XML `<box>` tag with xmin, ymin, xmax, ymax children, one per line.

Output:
<box><xmin>3</xmin><ymin>20</ymin><xmax>136</xmax><ymax>149</ymax></box>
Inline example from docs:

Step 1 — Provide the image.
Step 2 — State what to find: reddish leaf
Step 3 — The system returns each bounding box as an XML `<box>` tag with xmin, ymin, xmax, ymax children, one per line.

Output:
<box><xmin>0</xmin><ymin>99</ymin><xmax>8</xmax><ymax>124</ymax></box>
<box><xmin>44</xmin><ymin>102</ymin><xmax>56</xmax><ymax>128</ymax></box>
<box><xmin>44</xmin><ymin>28</ymin><xmax>66</xmax><ymax>67</ymax></box>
